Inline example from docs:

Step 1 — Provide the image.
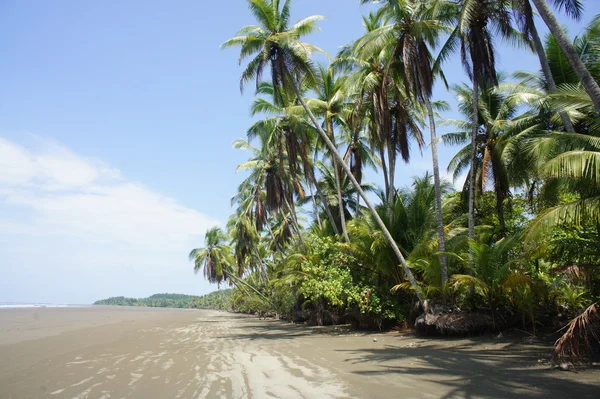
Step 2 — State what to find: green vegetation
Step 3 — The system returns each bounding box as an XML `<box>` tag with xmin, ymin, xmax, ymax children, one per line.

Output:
<box><xmin>190</xmin><ymin>0</ymin><xmax>600</xmax><ymax>364</ymax></box>
<box><xmin>94</xmin><ymin>291</ymin><xmax>232</xmax><ymax>310</ymax></box>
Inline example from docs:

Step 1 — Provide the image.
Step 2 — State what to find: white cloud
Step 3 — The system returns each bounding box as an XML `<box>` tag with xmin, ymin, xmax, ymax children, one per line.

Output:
<box><xmin>0</xmin><ymin>136</ymin><xmax>221</xmax><ymax>302</ymax></box>
<box><xmin>0</xmin><ymin>137</ymin><xmax>219</xmax><ymax>244</ymax></box>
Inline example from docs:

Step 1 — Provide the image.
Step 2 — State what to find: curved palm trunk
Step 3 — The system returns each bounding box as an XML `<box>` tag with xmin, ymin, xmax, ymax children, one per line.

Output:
<box><xmin>529</xmin><ymin>18</ymin><xmax>575</xmax><ymax>132</ymax></box>
<box><xmin>333</xmin><ymin>162</ymin><xmax>351</xmax><ymax>243</ymax></box>
<box><xmin>423</xmin><ymin>92</ymin><xmax>448</xmax><ymax>287</ymax></box>
<box><xmin>468</xmin><ymin>78</ymin><xmax>479</xmax><ymax>266</ymax></box>
<box><xmin>531</xmin><ymin>0</ymin><xmax>600</xmax><ymax>113</ymax></box>
<box><xmin>309</xmin><ymin>169</ymin><xmax>341</xmax><ymax>236</ymax></box>
<box><xmin>287</xmin><ymin>71</ymin><xmax>424</xmax><ymax>303</ymax></box>
<box><xmin>283</xmin><ymin>194</ymin><xmax>305</xmax><ymax>247</ymax></box>
<box><xmin>327</xmin><ymin>117</ymin><xmax>350</xmax><ymax>243</ymax></box>
<box><xmin>306</xmin><ymin>176</ymin><xmax>323</xmax><ymax>229</ymax></box>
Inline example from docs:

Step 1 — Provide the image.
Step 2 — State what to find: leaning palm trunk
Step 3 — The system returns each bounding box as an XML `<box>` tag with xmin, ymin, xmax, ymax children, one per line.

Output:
<box><xmin>554</xmin><ymin>302</ymin><xmax>600</xmax><ymax>365</ymax></box>
<box><xmin>309</xmin><ymin>169</ymin><xmax>341</xmax><ymax>236</ymax></box>
<box><xmin>423</xmin><ymin>91</ymin><xmax>448</xmax><ymax>287</ymax></box>
<box><xmin>531</xmin><ymin>0</ymin><xmax>600</xmax><ymax>113</ymax></box>
<box><xmin>286</xmin><ymin>71</ymin><xmax>424</xmax><ymax>303</ymax></box>
<box><xmin>306</xmin><ymin>177</ymin><xmax>323</xmax><ymax>229</ymax></box>
<box><xmin>333</xmin><ymin>162</ymin><xmax>350</xmax><ymax>243</ymax></box>
<box><xmin>529</xmin><ymin>20</ymin><xmax>575</xmax><ymax>133</ymax></box>
<box><xmin>225</xmin><ymin>271</ymin><xmax>277</xmax><ymax>311</ymax></box>
<box><xmin>328</xmin><ymin>117</ymin><xmax>350</xmax><ymax>243</ymax></box>
<box><xmin>283</xmin><ymin>194</ymin><xmax>305</xmax><ymax>247</ymax></box>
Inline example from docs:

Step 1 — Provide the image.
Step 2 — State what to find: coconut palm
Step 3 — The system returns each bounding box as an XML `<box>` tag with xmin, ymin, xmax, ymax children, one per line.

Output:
<box><xmin>340</xmin><ymin>124</ymin><xmax>380</xmax><ymax>215</ymax></box>
<box><xmin>443</xmin><ymin>79</ymin><xmax>525</xmax><ymax>235</ymax></box>
<box><xmin>356</xmin><ymin>0</ymin><xmax>455</xmax><ymax>286</ymax></box>
<box><xmin>446</xmin><ymin>0</ymin><xmax>515</xmax><ymax>255</ymax></box>
<box><xmin>510</xmin><ymin>0</ymin><xmax>578</xmax><ymax>132</ymax></box>
<box><xmin>224</xmin><ymin>0</ymin><xmax>425</xmax><ymax>301</ymax></box>
<box><xmin>249</xmin><ymin>81</ymin><xmax>341</xmax><ymax>235</ymax></box>
<box><xmin>305</xmin><ymin>161</ymin><xmax>376</xmax><ymax>233</ymax></box>
<box><xmin>189</xmin><ymin>227</ymin><xmax>234</xmax><ymax>286</ymax></box>
<box><xmin>526</xmin><ymin>96</ymin><xmax>600</xmax><ymax>240</ymax></box>
<box><xmin>529</xmin><ymin>0</ymin><xmax>600</xmax><ymax>113</ymax></box>
<box><xmin>349</xmin><ymin>173</ymin><xmax>453</xmax><ymax>289</ymax></box>
<box><xmin>299</xmin><ymin>64</ymin><xmax>353</xmax><ymax>242</ymax></box>
<box><xmin>345</xmin><ymin>9</ymin><xmax>426</xmax><ymax>211</ymax></box>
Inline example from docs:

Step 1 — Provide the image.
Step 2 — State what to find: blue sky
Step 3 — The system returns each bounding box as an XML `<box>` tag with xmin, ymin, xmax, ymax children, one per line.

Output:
<box><xmin>0</xmin><ymin>1</ymin><xmax>597</xmax><ymax>304</ymax></box>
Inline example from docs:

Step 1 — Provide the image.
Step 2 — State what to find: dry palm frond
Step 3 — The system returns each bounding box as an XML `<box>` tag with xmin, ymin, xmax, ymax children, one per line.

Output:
<box><xmin>554</xmin><ymin>302</ymin><xmax>600</xmax><ymax>364</ymax></box>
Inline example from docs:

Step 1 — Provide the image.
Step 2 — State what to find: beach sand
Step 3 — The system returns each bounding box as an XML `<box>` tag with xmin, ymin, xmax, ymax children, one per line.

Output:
<box><xmin>0</xmin><ymin>307</ymin><xmax>598</xmax><ymax>398</ymax></box>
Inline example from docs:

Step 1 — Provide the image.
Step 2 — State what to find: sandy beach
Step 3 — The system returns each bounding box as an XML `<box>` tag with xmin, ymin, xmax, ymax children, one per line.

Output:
<box><xmin>0</xmin><ymin>307</ymin><xmax>598</xmax><ymax>399</ymax></box>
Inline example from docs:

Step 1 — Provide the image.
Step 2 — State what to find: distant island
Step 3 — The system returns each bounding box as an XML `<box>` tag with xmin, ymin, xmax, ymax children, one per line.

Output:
<box><xmin>94</xmin><ymin>290</ymin><xmax>232</xmax><ymax>310</ymax></box>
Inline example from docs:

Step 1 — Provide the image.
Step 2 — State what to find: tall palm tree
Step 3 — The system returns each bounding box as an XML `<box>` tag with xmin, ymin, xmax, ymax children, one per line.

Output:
<box><xmin>249</xmin><ymin>81</ymin><xmax>341</xmax><ymax>235</ymax></box>
<box><xmin>356</xmin><ymin>0</ymin><xmax>454</xmax><ymax>286</ymax></box>
<box><xmin>511</xmin><ymin>0</ymin><xmax>576</xmax><ymax>132</ymax></box>
<box><xmin>340</xmin><ymin>124</ymin><xmax>380</xmax><ymax>215</ymax></box>
<box><xmin>529</xmin><ymin>0</ymin><xmax>600</xmax><ymax>113</ymax></box>
<box><xmin>443</xmin><ymin>80</ymin><xmax>522</xmax><ymax>235</ymax></box>
<box><xmin>223</xmin><ymin>0</ymin><xmax>425</xmax><ymax>301</ymax></box>
<box><xmin>189</xmin><ymin>227</ymin><xmax>234</xmax><ymax>286</ymax></box>
<box><xmin>347</xmin><ymin>9</ymin><xmax>426</xmax><ymax>212</ymax></box>
<box><xmin>452</xmin><ymin>0</ymin><xmax>514</xmax><ymax>254</ymax></box>
<box><xmin>299</xmin><ymin>65</ymin><xmax>353</xmax><ymax>242</ymax></box>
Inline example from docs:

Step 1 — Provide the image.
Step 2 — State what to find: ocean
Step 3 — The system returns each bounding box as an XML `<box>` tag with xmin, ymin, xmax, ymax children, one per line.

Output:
<box><xmin>0</xmin><ymin>303</ymin><xmax>87</xmax><ymax>308</ymax></box>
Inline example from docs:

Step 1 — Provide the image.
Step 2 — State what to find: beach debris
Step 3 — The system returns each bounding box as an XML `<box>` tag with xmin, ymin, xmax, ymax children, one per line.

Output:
<box><xmin>559</xmin><ymin>363</ymin><xmax>570</xmax><ymax>371</ymax></box>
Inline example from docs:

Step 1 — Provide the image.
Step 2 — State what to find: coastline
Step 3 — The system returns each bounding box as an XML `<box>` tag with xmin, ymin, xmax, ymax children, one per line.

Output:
<box><xmin>1</xmin><ymin>306</ymin><xmax>598</xmax><ymax>398</ymax></box>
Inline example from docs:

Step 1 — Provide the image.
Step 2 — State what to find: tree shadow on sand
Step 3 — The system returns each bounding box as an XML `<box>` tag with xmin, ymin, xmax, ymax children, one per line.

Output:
<box><xmin>337</xmin><ymin>340</ymin><xmax>600</xmax><ymax>399</ymax></box>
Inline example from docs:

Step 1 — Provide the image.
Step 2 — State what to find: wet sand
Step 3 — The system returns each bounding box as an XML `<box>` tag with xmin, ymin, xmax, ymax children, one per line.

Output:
<box><xmin>0</xmin><ymin>307</ymin><xmax>598</xmax><ymax>398</ymax></box>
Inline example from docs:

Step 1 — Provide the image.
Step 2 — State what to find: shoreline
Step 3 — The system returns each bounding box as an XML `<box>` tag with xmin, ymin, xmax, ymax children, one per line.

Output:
<box><xmin>1</xmin><ymin>306</ymin><xmax>598</xmax><ymax>398</ymax></box>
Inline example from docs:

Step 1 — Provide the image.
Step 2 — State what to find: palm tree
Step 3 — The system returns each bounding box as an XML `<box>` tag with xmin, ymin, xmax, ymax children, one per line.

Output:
<box><xmin>529</xmin><ymin>0</ymin><xmax>600</xmax><ymax>113</ymax></box>
<box><xmin>303</xmin><ymin>161</ymin><xmax>376</xmax><ymax>234</ymax></box>
<box><xmin>452</xmin><ymin>0</ymin><xmax>514</xmax><ymax>255</ymax></box>
<box><xmin>249</xmin><ymin>81</ymin><xmax>341</xmax><ymax>235</ymax></box>
<box><xmin>451</xmin><ymin>234</ymin><xmax>533</xmax><ymax>325</ymax></box>
<box><xmin>511</xmin><ymin>0</ymin><xmax>576</xmax><ymax>132</ymax></box>
<box><xmin>233</xmin><ymin>132</ymin><xmax>303</xmax><ymax>244</ymax></box>
<box><xmin>526</xmin><ymin>89</ymin><xmax>600</xmax><ymax>240</ymax></box>
<box><xmin>443</xmin><ymin>80</ymin><xmax>523</xmax><ymax>235</ymax></box>
<box><xmin>189</xmin><ymin>227</ymin><xmax>234</xmax><ymax>286</ymax></box>
<box><xmin>349</xmin><ymin>173</ymin><xmax>452</xmax><ymax>289</ymax></box>
<box><xmin>346</xmin><ymin>9</ymin><xmax>426</xmax><ymax>212</ymax></box>
<box><xmin>340</xmin><ymin>123</ymin><xmax>380</xmax><ymax>215</ymax></box>
<box><xmin>223</xmin><ymin>0</ymin><xmax>425</xmax><ymax>301</ymax></box>
<box><xmin>356</xmin><ymin>0</ymin><xmax>454</xmax><ymax>286</ymax></box>
<box><xmin>300</xmin><ymin>65</ymin><xmax>353</xmax><ymax>242</ymax></box>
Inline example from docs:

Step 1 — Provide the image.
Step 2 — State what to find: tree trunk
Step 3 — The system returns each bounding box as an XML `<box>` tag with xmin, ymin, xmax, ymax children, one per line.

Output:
<box><xmin>468</xmin><ymin>77</ymin><xmax>479</xmax><ymax>265</ymax></box>
<box><xmin>423</xmin><ymin>92</ymin><xmax>448</xmax><ymax>287</ymax></box>
<box><xmin>283</xmin><ymin>194</ymin><xmax>305</xmax><ymax>248</ymax></box>
<box><xmin>530</xmin><ymin>17</ymin><xmax>575</xmax><ymax>132</ymax></box>
<box><xmin>308</xmin><ymin>167</ymin><xmax>341</xmax><ymax>236</ymax></box>
<box><xmin>307</xmin><ymin>176</ymin><xmax>323</xmax><ymax>230</ymax></box>
<box><xmin>328</xmin><ymin>116</ymin><xmax>350</xmax><ymax>243</ymax></box>
<box><xmin>531</xmin><ymin>0</ymin><xmax>600</xmax><ymax>113</ymax></box>
<box><xmin>387</xmin><ymin>139</ymin><xmax>396</xmax><ymax>222</ymax></box>
<box><xmin>287</xmin><ymin>71</ymin><xmax>424</xmax><ymax>303</ymax></box>
<box><xmin>379</xmin><ymin>146</ymin><xmax>390</xmax><ymax>198</ymax></box>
